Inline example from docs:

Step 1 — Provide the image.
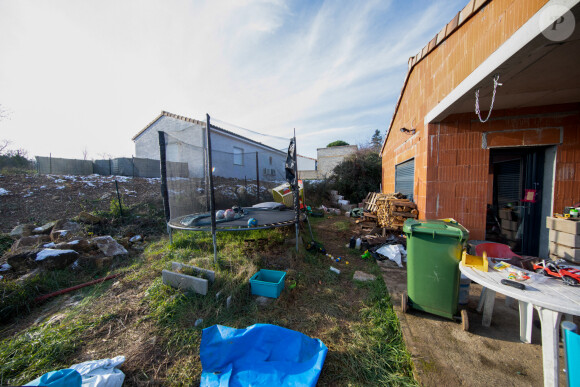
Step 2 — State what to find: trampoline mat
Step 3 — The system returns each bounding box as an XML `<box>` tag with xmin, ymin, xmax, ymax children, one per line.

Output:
<box><xmin>168</xmin><ymin>208</ymin><xmax>297</xmax><ymax>231</ymax></box>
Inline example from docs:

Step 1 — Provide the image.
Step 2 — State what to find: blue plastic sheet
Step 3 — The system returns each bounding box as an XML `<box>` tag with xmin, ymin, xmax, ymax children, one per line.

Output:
<box><xmin>25</xmin><ymin>369</ymin><xmax>82</xmax><ymax>386</ymax></box>
<box><xmin>200</xmin><ymin>324</ymin><xmax>328</xmax><ymax>387</ymax></box>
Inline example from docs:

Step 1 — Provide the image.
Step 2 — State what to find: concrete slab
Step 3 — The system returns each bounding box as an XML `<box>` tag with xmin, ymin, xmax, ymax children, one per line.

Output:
<box><xmin>377</xmin><ymin>259</ymin><xmax>575</xmax><ymax>386</ymax></box>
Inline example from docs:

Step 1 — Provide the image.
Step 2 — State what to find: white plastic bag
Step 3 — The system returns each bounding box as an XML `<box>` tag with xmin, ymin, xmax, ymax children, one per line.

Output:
<box><xmin>376</xmin><ymin>244</ymin><xmax>407</xmax><ymax>267</ymax></box>
<box><xmin>69</xmin><ymin>356</ymin><xmax>125</xmax><ymax>387</ymax></box>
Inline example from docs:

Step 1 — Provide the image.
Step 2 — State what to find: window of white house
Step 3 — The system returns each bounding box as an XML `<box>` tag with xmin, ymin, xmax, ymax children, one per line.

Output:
<box><xmin>269</xmin><ymin>156</ymin><xmax>273</xmax><ymax>165</ymax></box>
<box><xmin>233</xmin><ymin>147</ymin><xmax>243</xmax><ymax>165</ymax></box>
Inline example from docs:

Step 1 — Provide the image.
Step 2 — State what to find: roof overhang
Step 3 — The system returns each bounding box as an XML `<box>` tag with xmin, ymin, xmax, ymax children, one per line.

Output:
<box><xmin>425</xmin><ymin>0</ymin><xmax>580</xmax><ymax>124</ymax></box>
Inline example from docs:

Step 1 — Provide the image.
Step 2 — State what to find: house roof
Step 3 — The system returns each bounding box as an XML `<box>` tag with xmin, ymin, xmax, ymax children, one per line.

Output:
<box><xmin>381</xmin><ymin>0</ymin><xmax>488</xmax><ymax>154</ymax></box>
<box><xmin>132</xmin><ymin>110</ymin><xmax>286</xmax><ymax>155</ymax></box>
<box><xmin>297</xmin><ymin>154</ymin><xmax>317</xmax><ymax>161</ymax></box>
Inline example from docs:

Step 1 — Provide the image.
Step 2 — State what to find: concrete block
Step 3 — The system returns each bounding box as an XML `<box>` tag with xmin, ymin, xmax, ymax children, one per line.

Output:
<box><xmin>501</xmin><ymin>220</ymin><xmax>519</xmax><ymax>231</ymax></box>
<box><xmin>162</xmin><ymin>265</ymin><xmax>212</xmax><ymax>295</ymax></box>
<box><xmin>549</xmin><ymin>242</ymin><xmax>580</xmax><ymax>263</ymax></box>
<box><xmin>549</xmin><ymin>229</ymin><xmax>580</xmax><ymax>248</ymax></box>
<box><xmin>171</xmin><ymin>262</ymin><xmax>215</xmax><ymax>283</ymax></box>
<box><xmin>546</xmin><ymin>217</ymin><xmax>580</xmax><ymax>234</ymax></box>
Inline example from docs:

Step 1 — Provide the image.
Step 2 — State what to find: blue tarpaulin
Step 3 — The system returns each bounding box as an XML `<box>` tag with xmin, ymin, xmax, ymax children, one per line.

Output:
<box><xmin>200</xmin><ymin>324</ymin><xmax>328</xmax><ymax>387</ymax></box>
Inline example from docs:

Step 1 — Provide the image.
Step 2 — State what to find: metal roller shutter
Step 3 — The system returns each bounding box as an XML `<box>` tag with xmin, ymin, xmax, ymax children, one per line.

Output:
<box><xmin>395</xmin><ymin>159</ymin><xmax>414</xmax><ymax>202</ymax></box>
<box><xmin>496</xmin><ymin>159</ymin><xmax>521</xmax><ymax>207</ymax></box>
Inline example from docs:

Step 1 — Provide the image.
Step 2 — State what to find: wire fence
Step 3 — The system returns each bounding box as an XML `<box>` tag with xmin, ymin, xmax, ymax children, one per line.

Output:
<box><xmin>35</xmin><ymin>156</ymin><xmax>187</xmax><ymax>178</ymax></box>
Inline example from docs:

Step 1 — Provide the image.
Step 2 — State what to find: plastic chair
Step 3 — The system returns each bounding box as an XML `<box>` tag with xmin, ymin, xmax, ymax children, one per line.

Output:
<box><xmin>475</xmin><ymin>243</ymin><xmax>522</xmax><ymax>326</ymax></box>
<box><xmin>562</xmin><ymin>321</ymin><xmax>580</xmax><ymax>387</ymax></box>
<box><xmin>475</xmin><ymin>242</ymin><xmax>521</xmax><ymax>259</ymax></box>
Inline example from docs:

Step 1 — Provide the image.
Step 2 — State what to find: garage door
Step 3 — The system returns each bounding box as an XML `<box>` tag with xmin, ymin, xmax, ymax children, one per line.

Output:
<box><xmin>395</xmin><ymin>159</ymin><xmax>414</xmax><ymax>202</ymax></box>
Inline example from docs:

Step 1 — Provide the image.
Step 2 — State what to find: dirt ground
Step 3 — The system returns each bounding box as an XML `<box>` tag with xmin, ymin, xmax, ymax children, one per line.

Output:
<box><xmin>0</xmin><ymin>173</ymin><xmax>163</xmax><ymax>233</ymax></box>
<box><xmin>2</xmin><ymin>174</ymin><xmax>576</xmax><ymax>386</ymax></box>
<box><xmin>379</xmin><ymin>261</ymin><xmax>577</xmax><ymax>386</ymax></box>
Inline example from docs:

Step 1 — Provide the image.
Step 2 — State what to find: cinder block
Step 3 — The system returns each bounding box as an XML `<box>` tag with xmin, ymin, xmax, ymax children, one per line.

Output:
<box><xmin>499</xmin><ymin>209</ymin><xmax>518</xmax><ymax>221</ymax></box>
<box><xmin>171</xmin><ymin>262</ymin><xmax>215</xmax><ymax>283</ymax></box>
<box><xmin>162</xmin><ymin>262</ymin><xmax>215</xmax><ymax>295</ymax></box>
<box><xmin>501</xmin><ymin>219</ymin><xmax>519</xmax><ymax>231</ymax></box>
<box><xmin>549</xmin><ymin>229</ymin><xmax>580</xmax><ymax>248</ymax></box>
<box><xmin>501</xmin><ymin>230</ymin><xmax>517</xmax><ymax>240</ymax></box>
<box><xmin>546</xmin><ymin>217</ymin><xmax>580</xmax><ymax>234</ymax></box>
<box><xmin>549</xmin><ymin>242</ymin><xmax>580</xmax><ymax>263</ymax></box>
<box><xmin>162</xmin><ymin>270</ymin><xmax>208</xmax><ymax>295</ymax></box>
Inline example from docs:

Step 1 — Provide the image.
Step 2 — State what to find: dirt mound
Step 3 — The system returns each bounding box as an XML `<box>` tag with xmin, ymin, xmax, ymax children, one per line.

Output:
<box><xmin>0</xmin><ymin>174</ymin><xmax>163</xmax><ymax>233</ymax></box>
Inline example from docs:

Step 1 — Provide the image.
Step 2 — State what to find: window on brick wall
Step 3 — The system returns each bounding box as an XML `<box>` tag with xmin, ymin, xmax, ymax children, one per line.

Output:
<box><xmin>395</xmin><ymin>158</ymin><xmax>414</xmax><ymax>202</ymax></box>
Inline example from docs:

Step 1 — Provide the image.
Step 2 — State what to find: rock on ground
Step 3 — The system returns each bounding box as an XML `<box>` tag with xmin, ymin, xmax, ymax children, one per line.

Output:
<box><xmin>352</xmin><ymin>271</ymin><xmax>376</xmax><ymax>282</ymax></box>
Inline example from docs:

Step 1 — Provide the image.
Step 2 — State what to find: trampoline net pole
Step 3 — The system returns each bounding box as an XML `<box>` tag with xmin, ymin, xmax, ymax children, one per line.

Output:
<box><xmin>293</xmin><ymin>133</ymin><xmax>299</xmax><ymax>252</ymax></box>
<box><xmin>206</xmin><ymin>114</ymin><xmax>218</xmax><ymax>264</ymax></box>
<box><xmin>158</xmin><ymin>131</ymin><xmax>171</xmax><ymax>224</ymax></box>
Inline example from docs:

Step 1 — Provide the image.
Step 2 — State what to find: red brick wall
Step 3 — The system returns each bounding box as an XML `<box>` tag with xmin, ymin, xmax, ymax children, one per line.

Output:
<box><xmin>425</xmin><ymin>104</ymin><xmax>580</xmax><ymax>239</ymax></box>
<box><xmin>381</xmin><ymin>0</ymin><xmax>552</xmax><ymax>236</ymax></box>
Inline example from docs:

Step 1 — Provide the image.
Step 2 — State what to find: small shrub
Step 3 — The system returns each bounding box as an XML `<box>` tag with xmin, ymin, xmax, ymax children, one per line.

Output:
<box><xmin>0</xmin><ymin>234</ymin><xmax>12</xmax><ymax>255</ymax></box>
<box><xmin>329</xmin><ymin>148</ymin><xmax>381</xmax><ymax>204</ymax></box>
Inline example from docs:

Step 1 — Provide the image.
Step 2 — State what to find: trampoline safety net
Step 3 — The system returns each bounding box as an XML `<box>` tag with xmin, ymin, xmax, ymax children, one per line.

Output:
<box><xmin>158</xmin><ymin>116</ymin><xmax>297</xmax><ymax>231</ymax></box>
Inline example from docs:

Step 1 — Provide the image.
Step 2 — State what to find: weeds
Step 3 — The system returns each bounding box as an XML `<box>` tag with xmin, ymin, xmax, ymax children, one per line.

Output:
<box><xmin>0</xmin><ymin>234</ymin><xmax>12</xmax><ymax>255</ymax></box>
<box><xmin>0</xmin><ymin>218</ymin><xmax>416</xmax><ymax>385</ymax></box>
<box><xmin>0</xmin><ymin>312</ymin><xmax>115</xmax><ymax>385</ymax></box>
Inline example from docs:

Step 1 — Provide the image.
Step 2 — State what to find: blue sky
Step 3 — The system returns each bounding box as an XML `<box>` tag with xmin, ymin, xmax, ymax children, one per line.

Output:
<box><xmin>0</xmin><ymin>0</ymin><xmax>465</xmax><ymax>159</ymax></box>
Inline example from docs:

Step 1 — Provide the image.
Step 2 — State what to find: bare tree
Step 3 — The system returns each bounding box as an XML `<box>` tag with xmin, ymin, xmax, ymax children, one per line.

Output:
<box><xmin>0</xmin><ymin>104</ymin><xmax>10</xmax><ymax>121</ymax></box>
<box><xmin>82</xmin><ymin>146</ymin><xmax>89</xmax><ymax>160</ymax></box>
<box><xmin>0</xmin><ymin>139</ymin><xmax>11</xmax><ymax>155</ymax></box>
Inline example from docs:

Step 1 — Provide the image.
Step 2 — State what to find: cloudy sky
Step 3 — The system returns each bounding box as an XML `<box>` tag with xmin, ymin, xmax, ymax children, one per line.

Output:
<box><xmin>0</xmin><ymin>0</ymin><xmax>464</xmax><ymax>159</ymax></box>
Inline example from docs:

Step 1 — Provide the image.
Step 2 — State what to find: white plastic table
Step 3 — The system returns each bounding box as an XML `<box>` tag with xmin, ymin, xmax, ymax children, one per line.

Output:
<box><xmin>459</xmin><ymin>262</ymin><xmax>580</xmax><ymax>387</ymax></box>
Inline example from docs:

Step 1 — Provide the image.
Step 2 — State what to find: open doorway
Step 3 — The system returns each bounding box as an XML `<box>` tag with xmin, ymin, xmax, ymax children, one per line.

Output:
<box><xmin>485</xmin><ymin>147</ymin><xmax>545</xmax><ymax>256</ymax></box>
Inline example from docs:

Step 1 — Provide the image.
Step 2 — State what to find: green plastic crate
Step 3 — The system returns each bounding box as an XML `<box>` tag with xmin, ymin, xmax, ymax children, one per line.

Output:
<box><xmin>250</xmin><ymin>269</ymin><xmax>286</xmax><ymax>298</ymax></box>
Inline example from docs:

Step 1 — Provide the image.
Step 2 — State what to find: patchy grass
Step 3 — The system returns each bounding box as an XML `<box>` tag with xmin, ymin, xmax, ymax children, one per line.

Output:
<box><xmin>333</xmin><ymin>220</ymin><xmax>351</xmax><ymax>232</ymax></box>
<box><xmin>0</xmin><ymin>265</ymin><xmax>115</xmax><ymax>324</ymax></box>
<box><xmin>0</xmin><ymin>219</ymin><xmax>416</xmax><ymax>386</ymax></box>
<box><xmin>0</xmin><ymin>234</ymin><xmax>12</xmax><ymax>256</ymax></box>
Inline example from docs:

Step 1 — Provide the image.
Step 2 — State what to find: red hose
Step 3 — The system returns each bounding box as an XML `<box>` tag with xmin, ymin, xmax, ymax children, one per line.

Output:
<box><xmin>34</xmin><ymin>273</ymin><xmax>120</xmax><ymax>303</ymax></box>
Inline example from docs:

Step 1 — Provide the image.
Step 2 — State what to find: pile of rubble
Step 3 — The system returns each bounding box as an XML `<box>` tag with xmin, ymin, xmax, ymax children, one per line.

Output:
<box><xmin>0</xmin><ymin>212</ymin><xmax>146</xmax><ymax>279</ymax></box>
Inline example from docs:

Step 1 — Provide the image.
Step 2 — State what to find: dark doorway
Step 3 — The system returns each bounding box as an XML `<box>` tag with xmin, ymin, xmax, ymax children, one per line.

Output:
<box><xmin>486</xmin><ymin>147</ymin><xmax>545</xmax><ymax>255</ymax></box>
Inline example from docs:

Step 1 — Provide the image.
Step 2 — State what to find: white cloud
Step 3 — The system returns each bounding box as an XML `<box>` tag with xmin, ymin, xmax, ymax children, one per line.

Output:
<box><xmin>0</xmin><ymin>0</ymin><xmax>464</xmax><ymax>159</ymax></box>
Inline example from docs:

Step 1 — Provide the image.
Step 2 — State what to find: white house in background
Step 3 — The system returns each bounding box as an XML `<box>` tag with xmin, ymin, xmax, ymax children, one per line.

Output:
<box><xmin>297</xmin><ymin>155</ymin><xmax>317</xmax><ymax>171</ymax></box>
<box><xmin>299</xmin><ymin>145</ymin><xmax>358</xmax><ymax>180</ymax></box>
<box><xmin>132</xmin><ymin>111</ymin><xmax>287</xmax><ymax>181</ymax></box>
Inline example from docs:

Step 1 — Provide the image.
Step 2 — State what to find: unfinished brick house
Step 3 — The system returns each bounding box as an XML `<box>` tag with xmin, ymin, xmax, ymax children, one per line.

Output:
<box><xmin>381</xmin><ymin>0</ymin><xmax>580</xmax><ymax>257</ymax></box>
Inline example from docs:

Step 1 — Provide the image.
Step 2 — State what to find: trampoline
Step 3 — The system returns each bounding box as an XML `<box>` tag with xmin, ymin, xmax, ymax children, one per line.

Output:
<box><xmin>169</xmin><ymin>206</ymin><xmax>297</xmax><ymax>231</ymax></box>
<box><xmin>158</xmin><ymin>114</ymin><xmax>301</xmax><ymax>259</ymax></box>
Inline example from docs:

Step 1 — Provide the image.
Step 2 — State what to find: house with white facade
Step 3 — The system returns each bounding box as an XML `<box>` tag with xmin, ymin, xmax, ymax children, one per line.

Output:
<box><xmin>132</xmin><ymin>111</ymin><xmax>287</xmax><ymax>181</ymax></box>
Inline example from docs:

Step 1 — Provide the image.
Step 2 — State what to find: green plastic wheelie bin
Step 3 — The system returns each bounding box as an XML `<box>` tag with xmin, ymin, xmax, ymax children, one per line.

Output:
<box><xmin>402</xmin><ymin>219</ymin><xmax>469</xmax><ymax>330</ymax></box>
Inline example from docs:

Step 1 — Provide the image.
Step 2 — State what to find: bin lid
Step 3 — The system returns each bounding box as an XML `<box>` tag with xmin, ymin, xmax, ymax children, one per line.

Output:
<box><xmin>403</xmin><ymin>219</ymin><xmax>469</xmax><ymax>241</ymax></box>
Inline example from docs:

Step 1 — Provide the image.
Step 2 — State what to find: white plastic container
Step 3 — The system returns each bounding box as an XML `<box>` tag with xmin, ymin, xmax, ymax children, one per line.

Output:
<box><xmin>355</xmin><ymin>238</ymin><xmax>362</xmax><ymax>250</ymax></box>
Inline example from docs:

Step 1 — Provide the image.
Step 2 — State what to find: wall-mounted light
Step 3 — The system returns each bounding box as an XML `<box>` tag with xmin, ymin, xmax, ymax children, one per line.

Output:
<box><xmin>400</xmin><ymin>127</ymin><xmax>416</xmax><ymax>135</ymax></box>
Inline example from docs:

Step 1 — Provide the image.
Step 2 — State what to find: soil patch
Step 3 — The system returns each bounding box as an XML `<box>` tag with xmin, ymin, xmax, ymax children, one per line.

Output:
<box><xmin>0</xmin><ymin>174</ymin><xmax>163</xmax><ymax>233</ymax></box>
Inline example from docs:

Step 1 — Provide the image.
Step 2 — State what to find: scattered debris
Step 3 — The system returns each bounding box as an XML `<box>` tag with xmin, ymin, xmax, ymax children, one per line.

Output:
<box><xmin>375</xmin><ymin>244</ymin><xmax>407</xmax><ymax>267</ymax></box>
<box><xmin>330</xmin><ymin>266</ymin><xmax>340</xmax><ymax>274</ymax></box>
<box><xmin>353</xmin><ymin>271</ymin><xmax>376</xmax><ymax>282</ymax></box>
<box><xmin>255</xmin><ymin>296</ymin><xmax>274</xmax><ymax>306</ymax></box>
